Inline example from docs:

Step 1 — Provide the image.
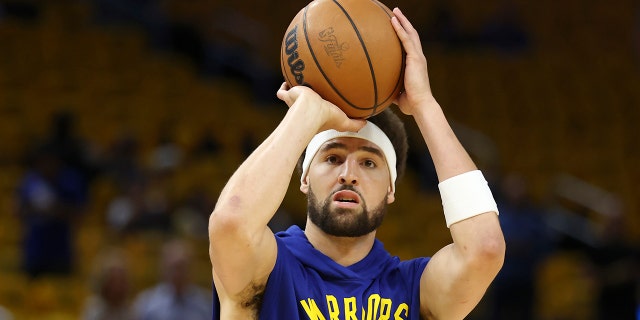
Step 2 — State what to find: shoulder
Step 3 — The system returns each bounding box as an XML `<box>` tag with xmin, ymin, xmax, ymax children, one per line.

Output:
<box><xmin>380</xmin><ymin>256</ymin><xmax>431</xmax><ymax>288</ymax></box>
<box><xmin>398</xmin><ymin>257</ymin><xmax>431</xmax><ymax>273</ymax></box>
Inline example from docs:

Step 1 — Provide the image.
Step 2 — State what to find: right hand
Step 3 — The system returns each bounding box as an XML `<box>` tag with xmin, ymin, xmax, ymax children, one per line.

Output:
<box><xmin>277</xmin><ymin>82</ymin><xmax>366</xmax><ymax>133</ymax></box>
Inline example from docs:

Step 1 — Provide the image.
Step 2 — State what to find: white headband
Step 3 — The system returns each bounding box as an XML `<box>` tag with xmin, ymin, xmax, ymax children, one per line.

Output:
<box><xmin>301</xmin><ymin>121</ymin><xmax>397</xmax><ymax>192</ymax></box>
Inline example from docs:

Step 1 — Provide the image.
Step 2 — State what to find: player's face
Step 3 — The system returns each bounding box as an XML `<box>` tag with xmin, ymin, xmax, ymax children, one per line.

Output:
<box><xmin>302</xmin><ymin>137</ymin><xmax>393</xmax><ymax>237</ymax></box>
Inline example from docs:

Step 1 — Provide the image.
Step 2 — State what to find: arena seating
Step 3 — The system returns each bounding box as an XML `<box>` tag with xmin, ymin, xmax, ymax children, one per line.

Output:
<box><xmin>0</xmin><ymin>0</ymin><xmax>637</xmax><ymax>318</ymax></box>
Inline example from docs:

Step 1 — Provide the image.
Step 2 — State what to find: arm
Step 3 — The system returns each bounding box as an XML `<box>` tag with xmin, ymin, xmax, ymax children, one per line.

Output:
<box><xmin>208</xmin><ymin>84</ymin><xmax>365</xmax><ymax>302</ymax></box>
<box><xmin>391</xmin><ymin>8</ymin><xmax>505</xmax><ymax>320</ymax></box>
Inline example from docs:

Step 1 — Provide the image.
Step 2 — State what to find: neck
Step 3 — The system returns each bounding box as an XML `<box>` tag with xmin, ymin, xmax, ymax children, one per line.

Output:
<box><xmin>304</xmin><ymin>218</ymin><xmax>377</xmax><ymax>267</ymax></box>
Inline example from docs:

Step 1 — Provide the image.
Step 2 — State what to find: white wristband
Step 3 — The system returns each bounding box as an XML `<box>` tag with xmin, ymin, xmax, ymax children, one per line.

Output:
<box><xmin>438</xmin><ymin>170</ymin><xmax>499</xmax><ymax>228</ymax></box>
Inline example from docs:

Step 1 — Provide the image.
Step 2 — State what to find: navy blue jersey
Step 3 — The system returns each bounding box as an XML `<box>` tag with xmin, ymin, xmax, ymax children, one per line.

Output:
<box><xmin>213</xmin><ymin>225</ymin><xmax>430</xmax><ymax>319</ymax></box>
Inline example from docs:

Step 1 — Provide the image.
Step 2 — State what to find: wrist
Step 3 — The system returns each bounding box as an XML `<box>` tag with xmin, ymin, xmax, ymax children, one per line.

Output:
<box><xmin>438</xmin><ymin>170</ymin><xmax>499</xmax><ymax>228</ymax></box>
<box><xmin>287</xmin><ymin>98</ymin><xmax>327</xmax><ymax>133</ymax></box>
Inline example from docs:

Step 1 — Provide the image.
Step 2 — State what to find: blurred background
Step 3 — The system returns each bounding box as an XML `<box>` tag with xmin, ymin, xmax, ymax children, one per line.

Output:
<box><xmin>0</xmin><ymin>0</ymin><xmax>638</xmax><ymax>319</ymax></box>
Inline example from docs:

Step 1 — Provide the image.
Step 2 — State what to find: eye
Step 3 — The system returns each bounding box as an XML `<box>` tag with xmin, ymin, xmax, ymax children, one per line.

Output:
<box><xmin>326</xmin><ymin>155</ymin><xmax>341</xmax><ymax>164</ymax></box>
<box><xmin>363</xmin><ymin>159</ymin><xmax>377</xmax><ymax>168</ymax></box>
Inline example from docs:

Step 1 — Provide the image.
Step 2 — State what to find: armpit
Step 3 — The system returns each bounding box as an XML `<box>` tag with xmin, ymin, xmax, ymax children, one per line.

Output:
<box><xmin>239</xmin><ymin>282</ymin><xmax>266</xmax><ymax>318</ymax></box>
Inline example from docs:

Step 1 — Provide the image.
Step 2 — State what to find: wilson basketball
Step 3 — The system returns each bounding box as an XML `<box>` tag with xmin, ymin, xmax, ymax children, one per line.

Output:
<box><xmin>280</xmin><ymin>0</ymin><xmax>404</xmax><ymax>119</ymax></box>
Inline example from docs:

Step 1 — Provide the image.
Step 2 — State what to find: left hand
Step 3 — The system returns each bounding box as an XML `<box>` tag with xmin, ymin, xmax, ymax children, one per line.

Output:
<box><xmin>391</xmin><ymin>8</ymin><xmax>437</xmax><ymax>115</ymax></box>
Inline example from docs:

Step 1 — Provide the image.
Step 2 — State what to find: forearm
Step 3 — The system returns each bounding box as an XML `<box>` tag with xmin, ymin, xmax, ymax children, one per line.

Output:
<box><xmin>213</xmin><ymin>104</ymin><xmax>323</xmax><ymax>230</ymax></box>
<box><xmin>412</xmin><ymin>98</ymin><xmax>476</xmax><ymax>182</ymax></box>
<box><xmin>415</xmin><ymin>100</ymin><xmax>504</xmax><ymax>320</ymax></box>
<box><xmin>414</xmin><ymin>98</ymin><xmax>503</xmax><ymax>260</ymax></box>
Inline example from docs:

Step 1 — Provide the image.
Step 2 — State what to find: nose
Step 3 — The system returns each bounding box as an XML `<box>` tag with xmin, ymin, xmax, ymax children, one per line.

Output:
<box><xmin>338</xmin><ymin>159</ymin><xmax>358</xmax><ymax>187</ymax></box>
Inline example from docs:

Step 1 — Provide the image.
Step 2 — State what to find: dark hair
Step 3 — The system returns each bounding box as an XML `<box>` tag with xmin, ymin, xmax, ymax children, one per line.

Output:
<box><xmin>295</xmin><ymin>108</ymin><xmax>409</xmax><ymax>181</ymax></box>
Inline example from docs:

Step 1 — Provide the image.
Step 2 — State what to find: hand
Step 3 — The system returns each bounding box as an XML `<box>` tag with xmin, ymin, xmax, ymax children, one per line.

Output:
<box><xmin>276</xmin><ymin>83</ymin><xmax>366</xmax><ymax>133</ymax></box>
<box><xmin>391</xmin><ymin>8</ymin><xmax>437</xmax><ymax>115</ymax></box>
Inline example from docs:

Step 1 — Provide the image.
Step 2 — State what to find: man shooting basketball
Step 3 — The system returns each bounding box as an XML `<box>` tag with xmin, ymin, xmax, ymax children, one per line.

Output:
<box><xmin>209</xmin><ymin>7</ymin><xmax>505</xmax><ymax>320</ymax></box>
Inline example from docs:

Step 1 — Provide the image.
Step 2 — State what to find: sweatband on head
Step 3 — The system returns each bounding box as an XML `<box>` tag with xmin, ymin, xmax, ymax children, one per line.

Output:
<box><xmin>301</xmin><ymin>121</ymin><xmax>397</xmax><ymax>192</ymax></box>
<box><xmin>438</xmin><ymin>170</ymin><xmax>499</xmax><ymax>228</ymax></box>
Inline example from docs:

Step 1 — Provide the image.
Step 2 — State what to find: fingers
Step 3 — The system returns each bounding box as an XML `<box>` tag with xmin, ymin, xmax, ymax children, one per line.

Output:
<box><xmin>392</xmin><ymin>8</ymin><xmax>416</xmax><ymax>34</ymax></box>
<box><xmin>276</xmin><ymin>82</ymin><xmax>291</xmax><ymax>103</ymax></box>
<box><xmin>277</xmin><ymin>82</ymin><xmax>366</xmax><ymax>132</ymax></box>
<box><xmin>391</xmin><ymin>8</ymin><xmax>423</xmax><ymax>55</ymax></box>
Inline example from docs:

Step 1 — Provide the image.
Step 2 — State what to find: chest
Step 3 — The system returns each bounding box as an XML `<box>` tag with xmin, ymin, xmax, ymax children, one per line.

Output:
<box><xmin>266</xmin><ymin>270</ymin><xmax>418</xmax><ymax>320</ymax></box>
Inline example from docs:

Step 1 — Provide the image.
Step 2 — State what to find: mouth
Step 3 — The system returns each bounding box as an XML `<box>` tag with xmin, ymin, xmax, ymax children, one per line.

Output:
<box><xmin>332</xmin><ymin>190</ymin><xmax>361</xmax><ymax>206</ymax></box>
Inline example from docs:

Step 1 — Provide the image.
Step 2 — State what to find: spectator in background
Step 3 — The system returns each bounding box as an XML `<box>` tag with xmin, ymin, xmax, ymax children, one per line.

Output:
<box><xmin>488</xmin><ymin>172</ymin><xmax>553</xmax><ymax>320</ymax></box>
<box><xmin>103</xmin><ymin>132</ymin><xmax>143</xmax><ymax>191</ymax></box>
<box><xmin>133</xmin><ymin>239</ymin><xmax>212</xmax><ymax>320</ymax></box>
<box><xmin>149</xmin><ymin>125</ymin><xmax>183</xmax><ymax>173</ymax></box>
<box><xmin>105</xmin><ymin>176</ymin><xmax>146</xmax><ymax>235</ymax></box>
<box><xmin>16</xmin><ymin>142</ymin><xmax>87</xmax><ymax>278</ymax></box>
<box><xmin>172</xmin><ymin>185</ymin><xmax>216</xmax><ymax>239</ymax></box>
<box><xmin>82</xmin><ymin>248</ymin><xmax>135</xmax><ymax>320</ymax></box>
<box><xmin>44</xmin><ymin>111</ymin><xmax>100</xmax><ymax>188</ymax></box>
<box><xmin>104</xmin><ymin>129</ymin><xmax>175</xmax><ymax>236</ymax></box>
<box><xmin>105</xmin><ymin>173</ymin><xmax>173</xmax><ymax>236</ymax></box>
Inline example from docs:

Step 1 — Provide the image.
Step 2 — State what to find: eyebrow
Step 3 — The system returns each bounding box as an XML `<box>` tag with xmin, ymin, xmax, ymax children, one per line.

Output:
<box><xmin>320</xmin><ymin>141</ymin><xmax>385</xmax><ymax>159</ymax></box>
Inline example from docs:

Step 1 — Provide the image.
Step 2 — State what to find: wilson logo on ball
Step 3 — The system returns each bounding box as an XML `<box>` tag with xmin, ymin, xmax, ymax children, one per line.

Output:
<box><xmin>284</xmin><ymin>25</ymin><xmax>306</xmax><ymax>85</ymax></box>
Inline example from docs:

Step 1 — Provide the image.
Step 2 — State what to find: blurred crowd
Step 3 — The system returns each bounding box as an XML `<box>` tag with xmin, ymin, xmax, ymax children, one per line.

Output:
<box><xmin>10</xmin><ymin>109</ymin><xmax>218</xmax><ymax>319</ymax></box>
<box><xmin>1</xmin><ymin>0</ymin><xmax>639</xmax><ymax>319</ymax></box>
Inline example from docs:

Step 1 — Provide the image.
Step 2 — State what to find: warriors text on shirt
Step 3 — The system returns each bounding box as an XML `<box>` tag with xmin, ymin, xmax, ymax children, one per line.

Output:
<box><xmin>300</xmin><ymin>294</ymin><xmax>409</xmax><ymax>320</ymax></box>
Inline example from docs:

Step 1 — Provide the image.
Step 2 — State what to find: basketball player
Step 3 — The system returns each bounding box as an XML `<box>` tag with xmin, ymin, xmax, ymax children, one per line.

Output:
<box><xmin>209</xmin><ymin>8</ymin><xmax>505</xmax><ymax>320</ymax></box>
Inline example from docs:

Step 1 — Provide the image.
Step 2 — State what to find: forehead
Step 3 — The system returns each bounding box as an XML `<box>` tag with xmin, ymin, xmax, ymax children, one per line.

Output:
<box><xmin>318</xmin><ymin>137</ymin><xmax>384</xmax><ymax>156</ymax></box>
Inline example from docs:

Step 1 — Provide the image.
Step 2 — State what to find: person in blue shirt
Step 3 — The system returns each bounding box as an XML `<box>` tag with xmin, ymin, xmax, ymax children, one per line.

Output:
<box><xmin>209</xmin><ymin>8</ymin><xmax>505</xmax><ymax>320</ymax></box>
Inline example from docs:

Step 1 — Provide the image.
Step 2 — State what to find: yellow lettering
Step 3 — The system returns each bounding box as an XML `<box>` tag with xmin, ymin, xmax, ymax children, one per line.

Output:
<box><xmin>366</xmin><ymin>294</ymin><xmax>381</xmax><ymax>320</ymax></box>
<box><xmin>300</xmin><ymin>295</ymin><xmax>409</xmax><ymax>320</ymax></box>
<box><xmin>300</xmin><ymin>298</ymin><xmax>327</xmax><ymax>320</ymax></box>
<box><xmin>326</xmin><ymin>295</ymin><xmax>340</xmax><ymax>320</ymax></box>
<box><xmin>394</xmin><ymin>303</ymin><xmax>408</xmax><ymax>320</ymax></box>
<box><xmin>344</xmin><ymin>297</ymin><xmax>358</xmax><ymax>320</ymax></box>
<box><xmin>378</xmin><ymin>298</ymin><xmax>392</xmax><ymax>320</ymax></box>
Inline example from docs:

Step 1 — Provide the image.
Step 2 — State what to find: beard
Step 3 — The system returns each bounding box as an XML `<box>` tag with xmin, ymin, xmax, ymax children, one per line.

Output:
<box><xmin>307</xmin><ymin>185</ymin><xmax>387</xmax><ymax>237</ymax></box>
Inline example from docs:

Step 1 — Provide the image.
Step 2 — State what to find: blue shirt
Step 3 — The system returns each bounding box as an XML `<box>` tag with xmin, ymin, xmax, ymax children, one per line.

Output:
<box><xmin>213</xmin><ymin>226</ymin><xmax>430</xmax><ymax>319</ymax></box>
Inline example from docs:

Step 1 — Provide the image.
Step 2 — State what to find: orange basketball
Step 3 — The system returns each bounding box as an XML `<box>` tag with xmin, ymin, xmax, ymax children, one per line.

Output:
<box><xmin>280</xmin><ymin>0</ymin><xmax>404</xmax><ymax>119</ymax></box>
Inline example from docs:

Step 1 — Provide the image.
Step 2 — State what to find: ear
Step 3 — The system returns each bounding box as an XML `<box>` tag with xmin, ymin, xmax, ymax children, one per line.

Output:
<box><xmin>386</xmin><ymin>186</ymin><xmax>395</xmax><ymax>204</ymax></box>
<box><xmin>300</xmin><ymin>176</ymin><xmax>309</xmax><ymax>194</ymax></box>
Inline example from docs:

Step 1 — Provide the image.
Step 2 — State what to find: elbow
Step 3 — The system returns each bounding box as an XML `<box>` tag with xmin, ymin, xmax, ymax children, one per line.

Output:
<box><xmin>209</xmin><ymin>193</ymin><xmax>246</xmax><ymax>236</ymax></box>
<box><xmin>208</xmin><ymin>193</ymin><xmax>264</xmax><ymax>246</ymax></box>
<box><xmin>208</xmin><ymin>210</ymin><xmax>224</xmax><ymax>242</ymax></box>
<box><xmin>453</xmin><ymin>214</ymin><xmax>506</xmax><ymax>272</ymax></box>
<box><xmin>465</xmin><ymin>230</ymin><xmax>506</xmax><ymax>273</ymax></box>
<box><xmin>208</xmin><ymin>205</ymin><xmax>243</xmax><ymax>242</ymax></box>
<box><xmin>482</xmin><ymin>234</ymin><xmax>506</xmax><ymax>265</ymax></box>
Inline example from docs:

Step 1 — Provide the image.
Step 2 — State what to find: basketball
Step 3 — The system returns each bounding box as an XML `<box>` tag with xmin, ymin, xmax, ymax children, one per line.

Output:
<box><xmin>280</xmin><ymin>0</ymin><xmax>404</xmax><ymax>119</ymax></box>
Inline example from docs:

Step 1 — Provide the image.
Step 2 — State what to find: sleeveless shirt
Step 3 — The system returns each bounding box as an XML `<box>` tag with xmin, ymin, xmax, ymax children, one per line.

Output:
<box><xmin>212</xmin><ymin>225</ymin><xmax>430</xmax><ymax>319</ymax></box>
